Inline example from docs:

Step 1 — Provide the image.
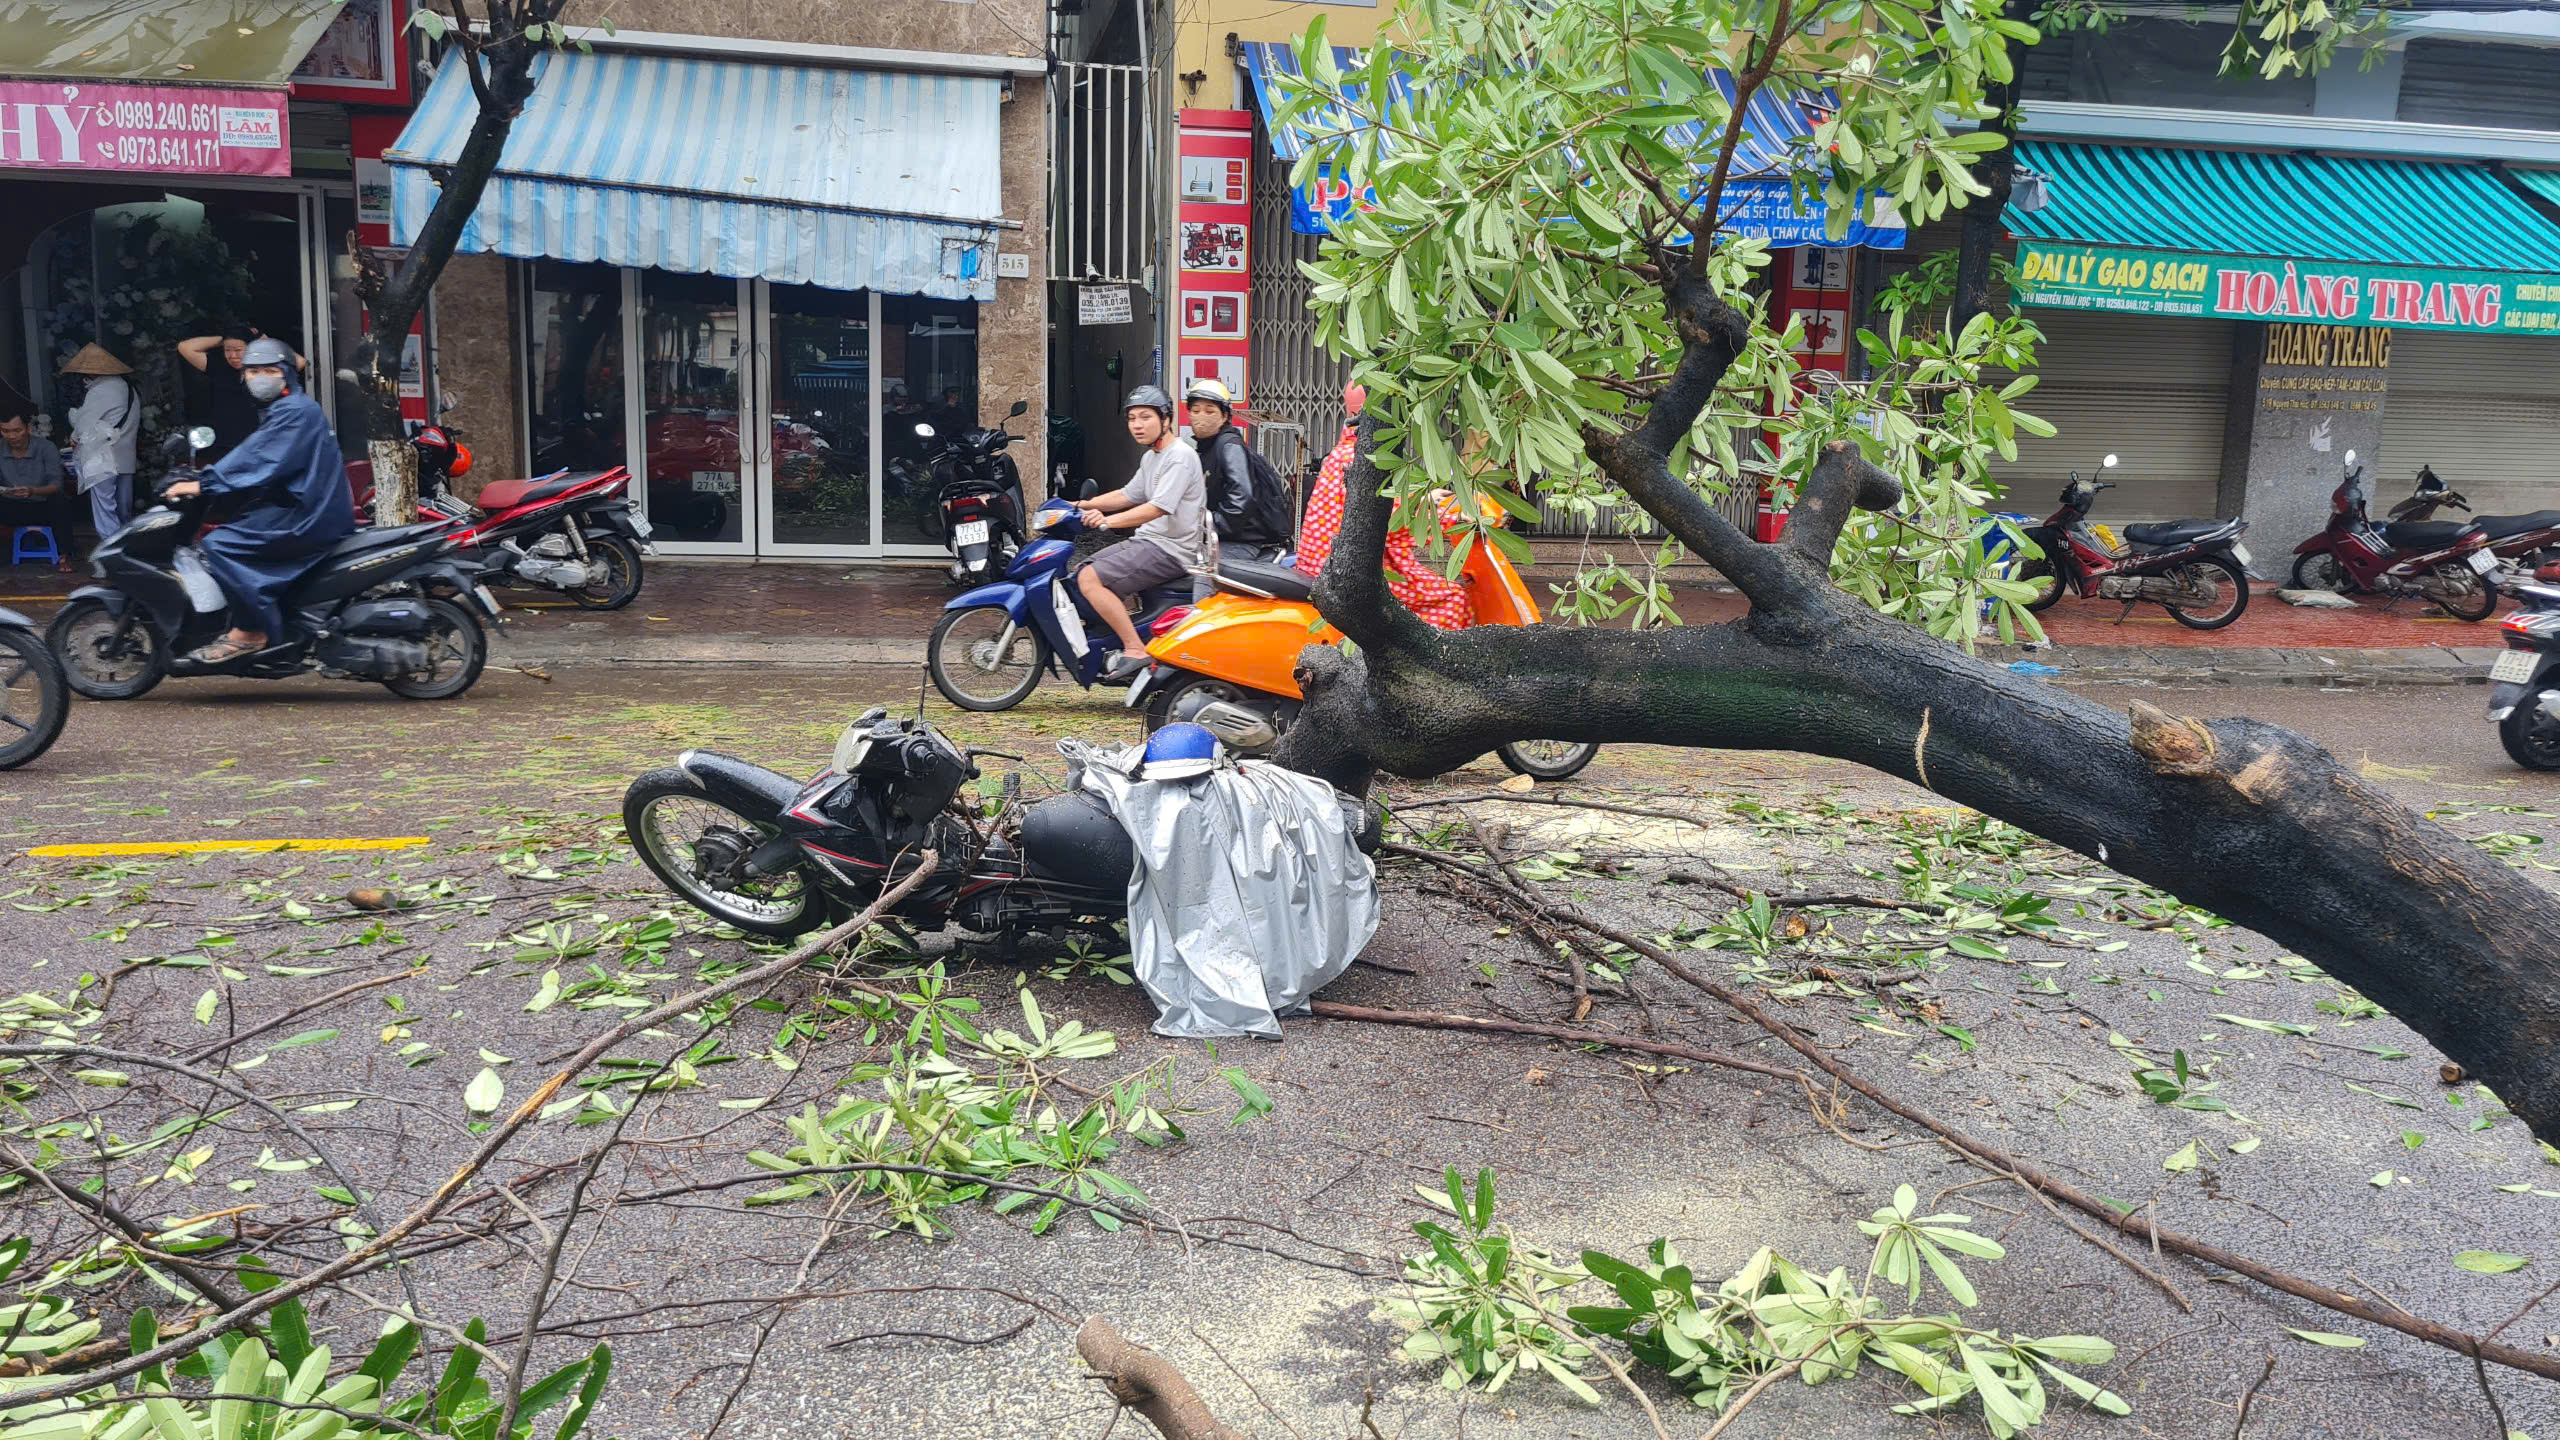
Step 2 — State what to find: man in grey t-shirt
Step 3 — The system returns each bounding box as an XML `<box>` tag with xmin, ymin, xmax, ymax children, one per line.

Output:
<box><xmin>1077</xmin><ymin>385</ymin><xmax>1211</xmax><ymax>680</ymax></box>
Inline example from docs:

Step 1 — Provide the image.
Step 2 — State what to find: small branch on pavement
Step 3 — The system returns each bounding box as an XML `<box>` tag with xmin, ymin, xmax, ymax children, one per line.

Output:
<box><xmin>1077</xmin><ymin>1317</ymin><xmax>1251</xmax><ymax>1440</ymax></box>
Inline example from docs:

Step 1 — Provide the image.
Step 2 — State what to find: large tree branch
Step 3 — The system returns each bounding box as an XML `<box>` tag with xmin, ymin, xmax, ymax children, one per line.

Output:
<box><xmin>1308</xmin><ymin>413</ymin><xmax>1446</xmax><ymax>663</ymax></box>
<box><xmin>1780</xmin><ymin>440</ymin><xmax>1904</xmax><ymax>563</ymax></box>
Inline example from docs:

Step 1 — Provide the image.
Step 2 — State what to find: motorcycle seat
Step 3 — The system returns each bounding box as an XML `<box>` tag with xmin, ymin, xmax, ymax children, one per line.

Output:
<box><xmin>2383</xmin><ymin>519</ymin><xmax>2472</xmax><ymax>551</ymax></box>
<box><xmin>2121</xmin><ymin>519</ymin><xmax>2226</xmax><ymax>548</ymax></box>
<box><xmin>2473</xmin><ymin>510</ymin><xmax>2560</xmax><ymax>542</ymax></box>
<box><xmin>1213</xmin><ymin>555</ymin><xmax>1315</xmax><ymax>602</ymax></box>
<box><xmin>472</xmin><ymin>470</ymin><xmax>586</xmax><ymax>512</ymax></box>
<box><xmin>316</xmin><ymin>520</ymin><xmax>451</xmax><ymax>563</ymax></box>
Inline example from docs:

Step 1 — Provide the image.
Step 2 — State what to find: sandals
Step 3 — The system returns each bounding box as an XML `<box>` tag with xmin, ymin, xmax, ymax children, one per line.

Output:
<box><xmin>186</xmin><ymin>635</ymin><xmax>263</xmax><ymax>665</ymax></box>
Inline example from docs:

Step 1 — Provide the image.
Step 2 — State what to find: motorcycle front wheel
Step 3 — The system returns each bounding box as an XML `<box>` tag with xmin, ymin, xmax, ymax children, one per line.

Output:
<box><xmin>2428</xmin><ymin>564</ymin><xmax>2498</xmax><ymax>623</ymax></box>
<box><xmin>381</xmin><ymin>597</ymin><xmax>488</xmax><ymax>700</ymax></box>
<box><xmin>2016</xmin><ymin>557</ymin><xmax>2065</xmax><ymax>613</ymax></box>
<box><xmin>623</xmin><ymin>769</ymin><xmax>815</xmax><ymax>936</ymax></box>
<box><xmin>928</xmin><ymin>605</ymin><xmax>1048</xmax><ymax>711</ymax></box>
<box><xmin>2164</xmin><ymin>556</ymin><xmax>2250</xmax><ymax>630</ymax></box>
<box><xmin>1497</xmin><ymin>740</ymin><xmax>1600</xmax><ymax>781</ymax></box>
<box><xmin>2289</xmin><ymin>551</ymin><xmax>2352</xmax><ymax>594</ymax></box>
<box><xmin>48</xmin><ymin>598</ymin><xmax>163</xmax><ymax>700</ymax></box>
<box><xmin>0</xmin><ymin>626</ymin><xmax>69</xmax><ymax>770</ymax></box>
<box><xmin>566</xmin><ymin>534</ymin><xmax>645</xmax><ymax>611</ymax></box>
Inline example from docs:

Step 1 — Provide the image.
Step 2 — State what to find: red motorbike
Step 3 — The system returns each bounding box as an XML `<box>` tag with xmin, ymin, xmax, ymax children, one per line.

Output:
<box><xmin>2018</xmin><ymin>454</ymin><xmax>2254</xmax><ymax>630</ymax></box>
<box><xmin>2289</xmin><ymin>449</ymin><xmax>2499</xmax><ymax>621</ymax></box>
<box><xmin>2384</xmin><ymin>465</ymin><xmax>2560</xmax><ymax>592</ymax></box>
<box><xmin>413</xmin><ymin>429</ymin><xmax>653</xmax><ymax>611</ymax></box>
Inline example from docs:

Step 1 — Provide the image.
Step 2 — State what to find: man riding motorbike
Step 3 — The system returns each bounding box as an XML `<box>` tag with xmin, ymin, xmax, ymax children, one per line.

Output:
<box><xmin>1076</xmin><ymin>385</ymin><xmax>1211</xmax><ymax>683</ymax></box>
<box><xmin>159</xmin><ymin>337</ymin><xmax>356</xmax><ymax>665</ymax></box>
<box><xmin>1184</xmin><ymin>378</ymin><xmax>1292</xmax><ymax>564</ymax></box>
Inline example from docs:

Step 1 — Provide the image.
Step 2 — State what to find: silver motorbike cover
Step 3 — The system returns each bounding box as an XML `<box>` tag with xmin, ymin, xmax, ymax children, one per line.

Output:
<box><xmin>1064</xmin><ymin>741</ymin><xmax>1379</xmax><ymax>1039</ymax></box>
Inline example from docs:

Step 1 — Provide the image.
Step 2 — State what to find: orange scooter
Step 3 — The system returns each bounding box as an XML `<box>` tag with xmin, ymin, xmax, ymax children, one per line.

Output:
<box><xmin>1126</xmin><ymin>516</ymin><xmax>1599</xmax><ymax>780</ymax></box>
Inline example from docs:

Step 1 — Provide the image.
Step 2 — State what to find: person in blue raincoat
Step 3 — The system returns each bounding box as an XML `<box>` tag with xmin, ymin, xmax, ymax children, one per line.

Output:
<box><xmin>160</xmin><ymin>338</ymin><xmax>355</xmax><ymax>664</ymax></box>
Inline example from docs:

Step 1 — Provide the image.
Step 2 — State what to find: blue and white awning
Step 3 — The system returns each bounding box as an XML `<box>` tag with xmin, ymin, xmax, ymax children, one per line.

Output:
<box><xmin>387</xmin><ymin>49</ymin><xmax>1006</xmax><ymax>300</ymax></box>
<box><xmin>1238</xmin><ymin>42</ymin><xmax>1903</xmax><ymax>249</ymax></box>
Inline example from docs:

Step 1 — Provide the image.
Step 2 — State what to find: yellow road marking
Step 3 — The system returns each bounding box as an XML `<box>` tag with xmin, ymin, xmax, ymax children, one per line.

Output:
<box><xmin>27</xmin><ymin>837</ymin><xmax>431</xmax><ymax>858</ymax></box>
<box><xmin>0</xmin><ymin>595</ymin><xmax>71</xmax><ymax>603</ymax></box>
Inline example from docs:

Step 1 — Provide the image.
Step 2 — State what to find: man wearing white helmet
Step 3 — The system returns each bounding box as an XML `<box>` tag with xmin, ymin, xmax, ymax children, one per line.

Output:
<box><xmin>1076</xmin><ymin>385</ymin><xmax>1210</xmax><ymax>681</ymax></box>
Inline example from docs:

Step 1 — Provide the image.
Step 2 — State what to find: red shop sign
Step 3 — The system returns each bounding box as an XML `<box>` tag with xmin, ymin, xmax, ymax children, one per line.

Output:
<box><xmin>0</xmin><ymin>80</ymin><xmax>291</xmax><ymax>178</ymax></box>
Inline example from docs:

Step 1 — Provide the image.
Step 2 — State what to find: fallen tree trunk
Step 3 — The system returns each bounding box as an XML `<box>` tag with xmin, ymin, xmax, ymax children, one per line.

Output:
<box><xmin>1276</xmin><ymin>277</ymin><xmax>2560</xmax><ymax>1143</ymax></box>
<box><xmin>1076</xmin><ymin>1317</ymin><xmax>1251</xmax><ymax>1440</ymax></box>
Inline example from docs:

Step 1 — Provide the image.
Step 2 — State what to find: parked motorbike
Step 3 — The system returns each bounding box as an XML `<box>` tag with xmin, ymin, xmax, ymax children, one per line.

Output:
<box><xmin>2385</xmin><ymin>464</ymin><xmax>2560</xmax><ymax>591</ymax></box>
<box><xmin>624</xmin><ymin>707</ymin><xmax>1374</xmax><ymax>942</ymax></box>
<box><xmin>0</xmin><ymin>605</ymin><xmax>68</xmax><ymax>769</ymax></box>
<box><xmin>1131</xmin><ymin>523</ymin><xmax>1601</xmax><ymax>781</ymax></box>
<box><xmin>48</xmin><ymin>427</ymin><xmax>497</xmax><ymax>702</ymax></box>
<box><xmin>2289</xmin><ymin>450</ymin><xmax>2500</xmax><ymax>620</ymax></box>
<box><xmin>412</xmin><ymin>429</ymin><xmax>653</xmax><ymax>610</ymax></box>
<box><xmin>916</xmin><ymin>400</ymin><xmax>1033</xmax><ymax>587</ymax></box>
<box><xmin>2016</xmin><ymin>455</ymin><xmax>2253</xmax><ymax>630</ymax></box>
<box><xmin>2485</xmin><ymin>569</ymin><xmax>2560</xmax><ymax>769</ymax></box>
<box><xmin>926</xmin><ymin>500</ymin><xmax>1191</xmax><ymax>711</ymax></box>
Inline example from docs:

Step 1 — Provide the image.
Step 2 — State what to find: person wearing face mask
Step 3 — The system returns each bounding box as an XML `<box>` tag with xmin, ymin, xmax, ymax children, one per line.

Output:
<box><xmin>158</xmin><ymin>338</ymin><xmax>354</xmax><ymax>665</ymax></box>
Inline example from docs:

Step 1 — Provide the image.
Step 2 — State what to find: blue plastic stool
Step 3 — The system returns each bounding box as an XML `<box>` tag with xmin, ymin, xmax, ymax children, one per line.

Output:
<box><xmin>9</xmin><ymin>525</ymin><xmax>60</xmax><ymax>566</ymax></box>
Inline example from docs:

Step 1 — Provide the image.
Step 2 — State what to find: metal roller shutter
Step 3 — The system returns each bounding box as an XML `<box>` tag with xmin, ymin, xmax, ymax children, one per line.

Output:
<box><xmin>1246</xmin><ymin>122</ymin><xmax>1355</xmax><ymax>486</ymax></box>
<box><xmin>1992</xmin><ymin>309</ymin><xmax>2235</xmax><ymax>522</ymax></box>
<box><xmin>2398</xmin><ymin>42</ymin><xmax>2560</xmax><ymax>130</ymax></box>
<box><xmin>2378</xmin><ymin>330</ymin><xmax>2560</xmax><ymax>517</ymax></box>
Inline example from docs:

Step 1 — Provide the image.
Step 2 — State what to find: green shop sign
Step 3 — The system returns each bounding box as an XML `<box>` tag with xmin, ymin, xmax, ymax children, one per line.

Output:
<box><xmin>2012</xmin><ymin>240</ymin><xmax>2560</xmax><ymax>336</ymax></box>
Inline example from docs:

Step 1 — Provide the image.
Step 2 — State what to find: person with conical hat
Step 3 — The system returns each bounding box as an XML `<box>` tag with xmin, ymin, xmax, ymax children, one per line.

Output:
<box><xmin>60</xmin><ymin>343</ymin><xmax>138</xmax><ymax>550</ymax></box>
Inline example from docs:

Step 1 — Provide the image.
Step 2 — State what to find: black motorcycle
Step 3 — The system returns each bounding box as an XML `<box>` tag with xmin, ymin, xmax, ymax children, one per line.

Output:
<box><xmin>2487</xmin><ymin>574</ymin><xmax>2560</xmax><ymax>769</ymax></box>
<box><xmin>624</xmin><ymin>707</ymin><xmax>1372</xmax><ymax>943</ymax></box>
<box><xmin>915</xmin><ymin>400</ymin><xmax>1032</xmax><ymax>587</ymax></box>
<box><xmin>0</xmin><ymin>605</ymin><xmax>68</xmax><ymax>769</ymax></box>
<box><xmin>48</xmin><ymin>428</ymin><xmax>497</xmax><ymax>702</ymax></box>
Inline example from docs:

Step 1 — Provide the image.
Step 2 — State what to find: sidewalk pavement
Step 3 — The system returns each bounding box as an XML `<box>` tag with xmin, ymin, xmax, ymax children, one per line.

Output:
<box><xmin>0</xmin><ymin>558</ymin><xmax>2519</xmax><ymax>687</ymax></box>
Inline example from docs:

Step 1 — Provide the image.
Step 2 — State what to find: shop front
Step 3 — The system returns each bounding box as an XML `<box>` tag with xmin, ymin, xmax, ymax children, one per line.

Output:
<box><xmin>390</xmin><ymin>40</ymin><xmax>1040</xmax><ymax>561</ymax></box>
<box><xmin>0</xmin><ymin>2</ymin><xmax>418</xmax><ymax>495</ymax></box>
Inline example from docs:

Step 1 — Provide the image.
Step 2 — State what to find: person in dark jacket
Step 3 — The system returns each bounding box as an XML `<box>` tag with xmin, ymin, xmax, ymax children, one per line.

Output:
<box><xmin>1183</xmin><ymin>378</ymin><xmax>1291</xmax><ymax>563</ymax></box>
<box><xmin>160</xmin><ymin>338</ymin><xmax>356</xmax><ymax>663</ymax></box>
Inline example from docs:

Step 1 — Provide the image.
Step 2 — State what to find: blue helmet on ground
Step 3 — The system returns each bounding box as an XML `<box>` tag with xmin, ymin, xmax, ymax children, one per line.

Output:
<box><xmin>1141</xmin><ymin>722</ymin><xmax>1220</xmax><ymax>781</ymax></box>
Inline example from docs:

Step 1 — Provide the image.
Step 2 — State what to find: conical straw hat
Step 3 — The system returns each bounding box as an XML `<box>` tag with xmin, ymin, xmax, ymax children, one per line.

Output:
<box><xmin>59</xmin><ymin>343</ymin><xmax>131</xmax><ymax>376</ymax></box>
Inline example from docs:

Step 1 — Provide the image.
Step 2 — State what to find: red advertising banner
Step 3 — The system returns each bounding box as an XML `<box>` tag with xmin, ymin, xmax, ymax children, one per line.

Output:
<box><xmin>1175</xmin><ymin>109</ymin><xmax>1254</xmax><ymax>404</ymax></box>
<box><xmin>0</xmin><ymin>80</ymin><xmax>291</xmax><ymax>177</ymax></box>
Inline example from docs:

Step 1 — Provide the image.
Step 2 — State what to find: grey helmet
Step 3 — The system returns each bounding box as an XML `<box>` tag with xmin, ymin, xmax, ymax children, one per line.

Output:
<box><xmin>1123</xmin><ymin>384</ymin><xmax>1174</xmax><ymax>421</ymax></box>
<box><xmin>242</xmin><ymin>337</ymin><xmax>295</xmax><ymax>369</ymax></box>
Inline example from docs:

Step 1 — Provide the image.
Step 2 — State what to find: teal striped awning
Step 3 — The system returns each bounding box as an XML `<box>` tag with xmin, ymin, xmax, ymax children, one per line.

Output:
<box><xmin>2010</xmin><ymin>140</ymin><xmax>2560</xmax><ymax>271</ymax></box>
<box><xmin>2512</xmin><ymin>168</ymin><xmax>2560</xmax><ymax>215</ymax></box>
<box><xmin>387</xmin><ymin>49</ymin><xmax>1006</xmax><ymax>301</ymax></box>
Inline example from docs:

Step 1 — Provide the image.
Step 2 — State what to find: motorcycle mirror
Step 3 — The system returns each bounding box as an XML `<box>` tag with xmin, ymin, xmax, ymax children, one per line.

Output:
<box><xmin>1008</xmin><ymin>400</ymin><xmax>1029</xmax><ymax>419</ymax></box>
<box><xmin>2344</xmin><ymin>449</ymin><xmax>2357</xmax><ymax>465</ymax></box>
<box><xmin>2101</xmin><ymin>454</ymin><xmax>2119</xmax><ymax>469</ymax></box>
<box><xmin>914</xmin><ymin>422</ymin><xmax>935</xmax><ymax>439</ymax></box>
<box><xmin>187</xmin><ymin>425</ymin><xmax>216</xmax><ymax>453</ymax></box>
<box><xmin>1077</xmin><ymin>478</ymin><xmax>1101</xmax><ymax>502</ymax></box>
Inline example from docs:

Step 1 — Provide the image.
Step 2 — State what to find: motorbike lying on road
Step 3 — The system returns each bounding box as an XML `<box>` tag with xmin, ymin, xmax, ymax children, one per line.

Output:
<box><xmin>410</xmin><ymin>427</ymin><xmax>653</xmax><ymax>611</ymax></box>
<box><xmin>48</xmin><ymin>427</ymin><xmax>498</xmax><ymax>702</ymax></box>
<box><xmin>624</xmin><ymin>706</ymin><xmax>1376</xmax><ymax>940</ymax></box>
<box><xmin>2383</xmin><ymin>464</ymin><xmax>2560</xmax><ymax>592</ymax></box>
<box><xmin>926</xmin><ymin>500</ymin><xmax>1190</xmax><ymax>712</ymax></box>
<box><xmin>2017</xmin><ymin>454</ymin><xmax>2253</xmax><ymax>630</ymax></box>
<box><xmin>913</xmin><ymin>400</ymin><xmax>1033</xmax><ymax>588</ymax></box>
<box><xmin>1131</xmin><ymin>504</ymin><xmax>1601</xmax><ymax>781</ymax></box>
<box><xmin>2289</xmin><ymin>449</ymin><xmax>2499</xmax><ymax>620</ymax></box>
<box><xmin>2485</xmin><ymin>568</ymin><xmax>2560</xmax><ymax>770</ymax></box>
<box><xmin>0</xmin><ymin>604</ymin><xmax>68</xmax><ymax>769</ymax></box>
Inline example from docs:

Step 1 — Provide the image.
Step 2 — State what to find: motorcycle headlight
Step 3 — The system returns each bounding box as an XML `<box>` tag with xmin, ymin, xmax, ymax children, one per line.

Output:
<box><xmin>126</xmin><ymin>510</ymin><xmax>181</xmax><ymax>533</ymax></box>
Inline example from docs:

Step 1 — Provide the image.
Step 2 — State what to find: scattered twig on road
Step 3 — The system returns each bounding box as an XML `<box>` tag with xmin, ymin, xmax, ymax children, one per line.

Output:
<box><xmin>177</xmin><ymin>967</ymin><xmax>411</xmax><ymax>1065</ymax></box>
<box><xmin>1700</xmin><ymin>1358</ymin><xmax>1804</xmax><ymax>1440</ymax></box>
<box><xmin>2231</xmin><ymin>1350</ymin><xmax>2277</xmax><ymax>1438</ymax></box>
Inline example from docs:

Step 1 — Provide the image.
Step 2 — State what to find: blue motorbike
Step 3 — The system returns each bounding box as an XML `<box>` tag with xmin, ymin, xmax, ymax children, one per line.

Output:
<box><xmin>926</xmin><ymin>500</ymin><xmax>1191</xmax><ymax>711</ymax></box>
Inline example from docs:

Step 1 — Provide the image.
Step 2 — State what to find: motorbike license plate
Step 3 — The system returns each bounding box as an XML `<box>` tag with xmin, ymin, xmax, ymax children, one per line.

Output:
<box><xmin>2468</xmin><ymin>549</ymin><xmax>2500</xmax><ymax>575</ymax></box>
<box><xmin>953</xmin><ymin>519</ymin><xmax>990</xmax><ymax>547</ymax></box>
<box><xmin>2229</xmin><ymin>542</ymin><xmax>2252</xmax><ymax>566</ymax></box>
<box><xmin>627</xmin><ymin>512</ymin><xmax>653</xmax><ymax>538</ymax></box>
<box><xmin>1049</xmin><ymin>579</ymin><xmax>1090</xmax><ymax>658</ymax></box>
<box><xmin>474</xmin><ymin>584</ymin><xmax>504</xmax><ymax>615</ymax></box>
<box><xmin>2492</xmin><ymin>649</ymin><xmax>2540</xmax><ymax>683</ymax></box>
<box><xmin>690</xmin><ymin>470</ymin><xmax>737</xmax><ymax>496</ymax></box>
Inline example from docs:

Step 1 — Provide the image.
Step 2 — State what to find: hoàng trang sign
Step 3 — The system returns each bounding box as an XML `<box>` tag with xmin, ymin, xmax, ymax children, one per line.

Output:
<box><xmin>2012</xmin><ymin>240</ymin><xmax>2560</xmax><ymax>336</ymax></box>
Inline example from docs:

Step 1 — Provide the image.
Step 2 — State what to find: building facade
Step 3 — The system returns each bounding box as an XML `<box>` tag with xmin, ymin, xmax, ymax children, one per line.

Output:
<box><xmin>402</xmin><ymin>0</ymin><xmax>1049</xmax><ymax>563</ymax></box>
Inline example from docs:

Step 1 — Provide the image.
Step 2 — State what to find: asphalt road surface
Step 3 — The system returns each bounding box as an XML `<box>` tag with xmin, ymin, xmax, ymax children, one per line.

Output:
<box><xmin>5</xmin><ymin>667</ymin><xmax>2557</xmax><ymax>1439</ymax></box>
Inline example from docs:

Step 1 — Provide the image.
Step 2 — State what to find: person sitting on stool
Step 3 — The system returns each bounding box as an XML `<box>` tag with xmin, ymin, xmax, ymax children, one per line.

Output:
<box><xmin>0</xmin><ymin>409</ymin><xmax>75</xmax><ymax>573</ymax></box>
<box><xmin>158</xmin><ymin>339</ymin><xmax>354</xmax><ymax>665</ymax></box>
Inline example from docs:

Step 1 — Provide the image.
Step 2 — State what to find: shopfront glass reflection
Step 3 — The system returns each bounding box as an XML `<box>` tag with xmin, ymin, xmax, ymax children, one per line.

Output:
<box><xmin>881</xmin><ymin>295</ymin><xmax>978</xmax><ymax>548</ymax></box>
<box><xmin>524</xmin><ymin>260</ymin><xmax>626</xmax><ymax>477</ymax></box>
<box><xmin>640</xmin><ymin>272</ymin><xmax>742</xmax><ymax>545</ymax></box>
<box><xmin>768</xmin><ymin>285</ymin><xmax>871</xmax><ymax>547</ymax></box>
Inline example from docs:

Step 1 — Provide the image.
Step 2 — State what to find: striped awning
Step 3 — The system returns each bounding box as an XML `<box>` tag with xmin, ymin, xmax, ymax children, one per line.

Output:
<box><xmin>1238</xmin><ymin>42</ymin><xmax>1902</xmax><ymax>248</ymax></box>
<box><xmin>387</xmin><ymin>49</ymin><xmax>1006</xmax><ymax>301</ymax></box>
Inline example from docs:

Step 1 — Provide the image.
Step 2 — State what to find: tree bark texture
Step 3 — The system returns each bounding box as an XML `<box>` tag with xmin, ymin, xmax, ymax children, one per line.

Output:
<box><xmin>1075</xmin><ymin>1317</ymin><xmax>1251</xmax><ymax>1440</ymax></box>
<box><xmin>359</xmin><ymin>7</ymin><xmax>557</xmax><ymax>526</ymax></box>
<box><xmin>1275</xmin><ymin>276</ymin><xmax>2560</xmax><ymax>1142</ymax></box>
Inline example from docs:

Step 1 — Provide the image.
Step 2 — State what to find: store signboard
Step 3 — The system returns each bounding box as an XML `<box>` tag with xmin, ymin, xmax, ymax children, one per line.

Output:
<box><xmin>2013</xmin><ymin>240</ymin><xmax>2560</xmax><ymax>336</ymax></box>
<box><xmin>0</xmin><ymin>80</ymin><xmax>290</xmax><ymax>177</ymax></box>
<box><xmin>1175</xmin><ymin>108</ymin><xmax>1254</xmax><ymax>404</ymax></box>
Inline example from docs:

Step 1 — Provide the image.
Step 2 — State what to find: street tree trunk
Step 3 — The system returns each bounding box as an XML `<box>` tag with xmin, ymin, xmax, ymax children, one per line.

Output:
<box><xmin>356</xmin><ymin>5</ymin><xmax>564</xmax><ymax>527</ymax></box>
<box><xmin>1275</xmin><ymin>274</ymin><xmax>2560</xmax><ymax>1143</ymax></box>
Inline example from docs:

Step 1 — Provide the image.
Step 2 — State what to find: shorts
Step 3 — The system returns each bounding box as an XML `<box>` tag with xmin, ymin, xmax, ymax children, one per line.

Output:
<box><xmin>1085</xmin><ymin>538</ymin><xmax>1191</xmax><ymax>597</ymax></box>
